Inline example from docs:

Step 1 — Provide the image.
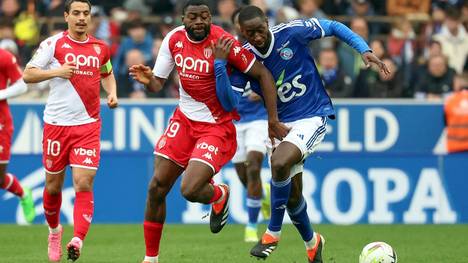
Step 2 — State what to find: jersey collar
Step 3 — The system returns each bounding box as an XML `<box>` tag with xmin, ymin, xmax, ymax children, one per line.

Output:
<box><xmin>248</xmin><ymin>30</ymin><xmax>275</xmax><ymax>59</ymax></box>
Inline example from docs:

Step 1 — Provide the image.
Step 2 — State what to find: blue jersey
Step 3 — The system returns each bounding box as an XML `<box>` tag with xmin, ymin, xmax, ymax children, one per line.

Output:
<box><xmin>237</xmin><ymin>82</ymin><xmax>268</xmax><ymax>123</ymax></box>
<box><xmin>231</xmin><ymin>18</ymin><xmax>360</xmax><ymax>123</ymax></box>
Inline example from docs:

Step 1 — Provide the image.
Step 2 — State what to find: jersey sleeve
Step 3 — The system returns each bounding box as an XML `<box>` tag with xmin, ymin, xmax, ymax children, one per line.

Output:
<box><xmin>1</xmin><ymin>51</ymin><xmax>22</xmax><ymax>84</ymax></box>
<box><xmin>27</xmin><ymin>39</ymin><xmax>55</xmax><ymax>69</ymax></box>
<box><xmin>227</xmin><ymin>40</ymin><xmax>256</xmax><ymax>74</ymax></box>
<box><xmin>289</xmin><ymin>18</ymin><xmax>325</xmax><ymax>44</ymax></box>
<box><xmin>100</xmin><ymin>44</ymin><xmax>113</xmax><ymax>77</ymax></box>
<box><xmin>152</xmin><ymin>33</ymin><xmax>175</xmax><ymax>79</ymax></box>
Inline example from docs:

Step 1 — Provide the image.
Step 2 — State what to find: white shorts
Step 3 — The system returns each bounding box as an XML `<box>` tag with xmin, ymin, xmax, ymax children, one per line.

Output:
<box><xmin>268</xmin><ymin>116</ymin><xmax>328</xmax><ymax>176</ymax></box>
<box><xmin>232</xmin><ymin>119</ymin><xmax>268</xmax><ymax>163</ymax></box>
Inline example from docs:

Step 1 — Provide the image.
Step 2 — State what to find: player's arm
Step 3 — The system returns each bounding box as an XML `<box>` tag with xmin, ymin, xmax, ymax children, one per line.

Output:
<box><xmin>213</xmin><ymin>37</ymin><xmax>242</xmax><ymax>112</ymax></box>
<box><xmin>23</xmin><ymin>39</ymin><xmax>76</xmax><ymax>83</ymax></box>
<box><xmin>0</xmin><ymin>52</ymin><xmax>27</xmax><ymax>100</ymax></box>
<box><xmin>101</xmin><ymin>72</ymin><xmax>118</xmax><ymax>109</ymax></box>
<box><xmin>129</xmin><ymin>64</ymin><xmax>166</xmax><ymax>92</ymax></box>
<box><xmin>309</xmin><ymin>19</ymin><xmax>390</xmax><ymax>75</ymax></box>
<box><xmin>246</xmin><ymin>61</ymin><xmax>289</xmax><ymax>140</ymax></box>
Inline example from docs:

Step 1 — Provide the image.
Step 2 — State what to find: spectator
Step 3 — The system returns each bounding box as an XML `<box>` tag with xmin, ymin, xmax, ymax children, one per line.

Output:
<box><xmin>217</xmin><ymin>0</ymin><xmax>237</xmax><ymax>23</ymax></box>
<box><xmin>415</xmin><ymin>54</ymin><xmax>455</xmax><ymax>100</ymax></box>
<box><xmin>370</xmin><ymin>39</ymin><xmax>387</xmax><ymax>60</ymax></box>
<box><xmin>151</xmin><ymin>37</ymin><xmax>163</xmax><ymax>64</ymax></box>
<box><xmin>89</xmin><ymin>5</ymin><xmax>120</xmax><ymax>56</ymax></box>
<box><xmin>337</xmin><ymin>17</ymin><xmax>368</xmax><ymax>81</ymax></box>
<box><xmin>0</xmin><ymin>0</ymin><xmax>20</xmax><ymax>20</ymax></box>
<box><xmin>408</xmin><ymin>40</ymin><xmax>443</xmax><ymax>97</ymax></box>
<box><xmin>121</xmin><ymin>49</ymin><xmax>148</xmax><ymax>99</ymax></box>
<box><xmin>444</xmin><ymin>74</ymin><xmax>468</xmax><ymax>153</ymax></box>
<box><xmin>318</xmin><ymin>48</ymin><xmax>353</xmax><ymax>98</ymax></box>
<box><xmin>347</xmin><ymin>0</ymin><xmax>374</xmax><ymax>16</ymax></box>
<box><xmin>275</xmin><ymin>6</ymin><xmax>300</xmax><ymax>24</ymax></box>
<box><xmin>295</xmin><ymin>0</ymin><xmax>332</xmax><ymax>58</ymax></box>
<box><xmin>321</xmin><ymin>0</ymin><xmax>348</xmax><ymax>15</ymax></box>
<box><xmin>46</xmin><ymin>0</ymin><xmax>65</xmax><ymax>17</ymax></box>
<box><xmin>0</xmin><ymin>20</ymin><xmax>18</xmax><ymax>58</ymax></box>
<box><xmin>354</xmin><ymin>57</ymin><xmax>404</xmax><ymax>98</ymax></box>
<box><xmin>113</xmin><ymin>19</ymin><xmax>153</xmax><ymax>80</ymax></box>
<box><xmin>386</xmin><ymin>0</ymin><xmax>431</xmax><ymax>16</ymax></box>
<box><xmin>433</xmin><ymin>7</ymin><xmax>468</xmax><ymax>74</ymax></box>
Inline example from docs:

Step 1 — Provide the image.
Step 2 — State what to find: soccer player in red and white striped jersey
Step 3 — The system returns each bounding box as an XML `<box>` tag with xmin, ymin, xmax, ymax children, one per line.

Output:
<box><xmin>23</xmin><ymin>0</ymin><xmax>118</xmax><ymax>261</ymax></box>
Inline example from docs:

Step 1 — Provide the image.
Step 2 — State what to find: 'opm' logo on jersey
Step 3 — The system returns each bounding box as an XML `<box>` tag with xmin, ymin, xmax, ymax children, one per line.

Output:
<box><xmin>64</xmin><ymin>53</ymin><xmax>100</xmax><ymax>69</ymax></box>
<box><xmin>174</xmin><ymin>54</ymin><xmax>209</xmax><ymax>73</ymax></box>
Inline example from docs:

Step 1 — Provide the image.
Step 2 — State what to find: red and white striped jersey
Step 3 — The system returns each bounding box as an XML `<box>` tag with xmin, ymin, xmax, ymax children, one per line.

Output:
<box><xmin>28</xmin><ymin>31</ymin><xmax>112</xmax><ymax>126</ymax></box>
<box><xmin>0</xmin><ymin>48</ymin><xmax>22</xmax><ymax>126</ymax></box>
<box><xmin>153</xmin><ymin>25</ymin><xmax>256</xmax><ymax>123</ymax></box>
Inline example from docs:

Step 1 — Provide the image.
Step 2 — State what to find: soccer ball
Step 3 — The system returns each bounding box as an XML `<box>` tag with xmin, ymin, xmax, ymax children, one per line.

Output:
<box><xmin>359</xmin><ymin>242</ymin><xmax>397</xmax><ymax>263</ymax></box>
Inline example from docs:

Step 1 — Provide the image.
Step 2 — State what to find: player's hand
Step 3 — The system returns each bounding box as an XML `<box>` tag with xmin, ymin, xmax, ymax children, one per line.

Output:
<box><xmin>212</xmin><ymin>37</ymin><xmax>234</xmax><ymax>60</ymax></box>
<box><xmin>107</xmin><ymin>93</ymin><xmax>118</xmax><ymax>109</ymax></box>
<box><xmin>56</xmin><ymin>62</ymin><xmax>76</xmax><ymax>79</ymax></box>
<box><xmin>268</xmin><ymin>120</ymin><xmax>290</xmax><ymax>142</ymax></box>
<box><xmin>362</xmin><ymin>51</ymin><xmax>390</xmax><ymax>75</ymax></box>
<box><xmin>129</xmin><ymin>64</ymin><xmax>153</xmax><ymax>85</ymax></box>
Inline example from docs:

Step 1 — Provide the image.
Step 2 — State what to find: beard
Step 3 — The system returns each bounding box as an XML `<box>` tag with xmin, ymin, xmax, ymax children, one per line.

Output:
<box><xmin>185</xmin><ymin>24</ymin><xmax>210</xmax><ymax>41</ymax></box>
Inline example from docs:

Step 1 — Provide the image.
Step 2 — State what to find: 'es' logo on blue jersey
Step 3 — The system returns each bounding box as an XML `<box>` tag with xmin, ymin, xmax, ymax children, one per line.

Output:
<box><xmin>279</xmin><ymin>48</ymin><xmax>294</xmax><ymax>60</ymax></box>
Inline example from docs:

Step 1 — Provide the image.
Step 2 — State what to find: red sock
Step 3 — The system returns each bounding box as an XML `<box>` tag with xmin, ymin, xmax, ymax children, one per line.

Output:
<box><xmin>144</xmin><ymin>221</ymin><xmax>164</xmax><ymax>257</ymax></box>
<box><xmin>73</xmin><ymin>191</ymin><xmax>94</xmax><ymax>240</ymax></box>
<box><xmin>43</xmin><ymin>188</ymin><xmax>62</xmax><ymax>229</ymax></box>
<box><xmin>1</xmin><ymin>173</ymin><xmax>24</xmax><ymax>197</ymax></box>
<box><xmin>208</xmin><ymin>184</ymin><xmax>223</xmax><ymax>204</ymax></box>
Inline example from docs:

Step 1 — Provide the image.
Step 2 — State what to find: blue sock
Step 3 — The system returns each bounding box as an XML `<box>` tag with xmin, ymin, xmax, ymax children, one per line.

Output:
<box><xmin>246</xmin><ymin>196</ymin><xmax>261</xmax><ymax>227</ymax></box>
<box><xmin>267</xmin><ymin>177</ymin><xmax>291</xmax><ymax>232</ymax></box>
<box><xmin>287</xmin><ymin>197</ymin><xmax>314</xmax><ymax>242</ymax></box>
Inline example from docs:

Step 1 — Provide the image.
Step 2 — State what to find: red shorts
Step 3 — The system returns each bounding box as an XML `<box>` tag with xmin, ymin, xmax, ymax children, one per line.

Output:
<box><xmin>0</xmin><ymin>119</ymin><xmax>13</xmax><ymax>163</ymax></box>
<box><xmin>42</xmin><ymin>121</ymin><xmax>101</xmax><ymax>173</ymax></box>
<box><xmin>154</xmin><ymin>108</ymin><xmax>237</xmax><ymax>173</ymax></box>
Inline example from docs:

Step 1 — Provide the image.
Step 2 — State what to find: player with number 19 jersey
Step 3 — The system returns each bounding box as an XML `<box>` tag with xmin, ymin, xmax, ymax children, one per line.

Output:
<box><xmin>153</xmin><ymin>24</ymin><xmax>256</xmax><ymax>172</ymax></box>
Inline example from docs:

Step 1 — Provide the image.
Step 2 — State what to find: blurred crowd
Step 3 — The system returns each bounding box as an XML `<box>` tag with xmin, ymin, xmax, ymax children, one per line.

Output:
<box><xmin>1</xmin><ymin>0</ymin><xmax>467</xmax><ymax>100</ymax></box>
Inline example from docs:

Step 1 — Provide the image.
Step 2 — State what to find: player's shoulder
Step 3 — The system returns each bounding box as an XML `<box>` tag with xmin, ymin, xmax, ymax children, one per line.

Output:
<box><xmin>165</xmin><ymin>25</ymin><xmax>185</xmax><ymax>41</ymax></box>
<box><xmin>39</xmin><ymin>31</ymin><xmax>65</xmax><ymax>48</ymax></box>
<box><xmin>0</xmin><ymin>47</ymin><xmax>11</xmax><ymax>58</ymax></box>
<box><xmin>210</xmin><ymin>24</ymin><xmax>235</xmax><ymax>39</ymax></box>
<box><xmin>88</xmin><ymin>35</ymin><xmax>107</xmax><ymax>46</ymax></box>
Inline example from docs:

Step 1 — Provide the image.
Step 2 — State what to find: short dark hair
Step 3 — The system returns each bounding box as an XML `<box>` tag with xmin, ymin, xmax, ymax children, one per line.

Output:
<box><xmin>182</xmin><ymin>0</ymin><xmax>210</xmax><ymax>15</ymax></box>
<box><xmin>128</xmin><ymin>18</ymin><xmax>145</xmax><ymax>30</ymax></box>
<box><xmin>238</xmin><ymin>5</ymin><xmax>266</xmax><ymax>24</ymax></box>
<box><xmin>445</xmin><ymin>7</ymin><xmax>461</xmax><ymax>20</ymax></box>
<box><xmin>65</xmin><ymin>0</ymin><xmax>92</xmax><ymax>13</ymax></box>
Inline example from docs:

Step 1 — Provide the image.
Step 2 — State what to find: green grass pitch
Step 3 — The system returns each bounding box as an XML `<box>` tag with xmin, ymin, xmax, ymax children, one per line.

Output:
<box><xmin>0</xmin><ymin>224</ymin><xmax>467</xmax><ymax>262</ymax></box>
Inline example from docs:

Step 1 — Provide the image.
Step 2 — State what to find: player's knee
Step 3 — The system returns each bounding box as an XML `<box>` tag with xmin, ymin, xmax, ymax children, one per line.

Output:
<box><xmin>45</xmin><ymin>184</ymin><xmax>61</xmax><ymax>195</ymax></box>
<box><xmin>271</xmin><ymin>156</ymin><xmax>291</xmax><ymax>180</ymax></box>
<box><xmin>148</xmin><ymin>177</ymin><xmax>169</xmax><ymax>199</ymax></box>
<box><xmin>246</xmin><ymin>161</ymin><xmax>262</xmax><ymax>179</ymax></box>
<box><xmin>180</xmin><ymin>185</ymin><xmax>199</xmax><ymax>202</ymax></box>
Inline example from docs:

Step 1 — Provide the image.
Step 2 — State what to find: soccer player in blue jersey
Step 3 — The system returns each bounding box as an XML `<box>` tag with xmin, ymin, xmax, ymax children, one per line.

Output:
<box><xmin>230</xmin><ymin>8</ymin><xmax>270</xmax><ymax>243</ymax></box>
<box><xmin>216</xmin><ymin>5</ymin><xmax>390</xmax><ymax>263</ymax></box>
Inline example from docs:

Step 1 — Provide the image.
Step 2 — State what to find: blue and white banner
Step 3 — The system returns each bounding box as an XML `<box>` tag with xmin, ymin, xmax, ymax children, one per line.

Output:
<box><xmin>1</xmin><ymin>100</ymin><xmax>467</xmax><ymax>224</ymax></box>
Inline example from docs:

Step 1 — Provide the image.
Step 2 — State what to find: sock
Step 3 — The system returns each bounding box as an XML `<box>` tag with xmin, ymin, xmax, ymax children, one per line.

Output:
<box><xmin>144</xmin><ymin>221</ymin><xmax>164</xmax><ymax>257</ymax></box>
<box><xmin>305</xmin><ymin>235</ymin><xmax>318</xmax><ymax>250</ymax></box>
<box><xmin>1</xmin><ymin>173</ymin><xmax>24</xmax><ymax>197</ymax></box>
<box><xmin>246</xmin><ymin>196</ymin><xmax>261</xmax><ymax>227</ymax></box>
<box><xmin>287</xmin><ymin>197</ymin><xmax>314</xmax><ymax>244</ymax></box>
<box><xmin>208</xmin><ymin>184</ymin><xmax>223</xmax><ymax>204</ymax></box>
<box><xmin>144</xmin><ymin>255</ymin><xmax>159</xmax><ymax>263</ymax></box>
<box><xmin>43</xmin><ymin>188</ymin><xmax>62</xmax><ymax>229</ymax></box>
<box><xmin>267</xmin><ymin>177</ymin><xmax>291</xmax><ymax>232</ymax></box>
<box><xmin>73</xmin><ymin>191</ymin><xmax>94</xmax><ymax>241</ymax></box>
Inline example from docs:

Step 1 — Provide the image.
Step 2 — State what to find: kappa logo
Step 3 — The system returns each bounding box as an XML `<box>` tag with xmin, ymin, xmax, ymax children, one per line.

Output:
<box><xmin>61</xmin><ymin>43</ymin><xmax>72</xmax><ymax>49</ymax></box>
<box><xmin>176</xmin><ymin>41</ymin><xmax>183</xmax><ymax>48</ymax></box>
<box><xmin>83</xmin><ymin>157</ymin><xmax>93</xmax><ymax>165</ymax></box>
<box><xmin>233</xmin><ymin>46</ymin><xmax>241</xmax><ymax>56</ymax></box>
<box><xmin>202</xmin><ymin>152</ymin><xmax>213</xmax><ymax>160</ymax></box>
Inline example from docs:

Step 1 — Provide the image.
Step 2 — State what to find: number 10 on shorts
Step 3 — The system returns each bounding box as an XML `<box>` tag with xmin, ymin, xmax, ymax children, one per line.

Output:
<box><xmin>46</xmin><ymin>139</ymin><xmax>61</xmax><ymax>156</ymax></box>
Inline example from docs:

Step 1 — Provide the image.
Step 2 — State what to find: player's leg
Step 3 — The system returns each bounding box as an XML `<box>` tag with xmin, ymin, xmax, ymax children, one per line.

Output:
<box><xmin>244</xmin><ymin>151</ymin><xmax>264</xmax><ymax>242</ymax></box>
<box><xmin>233</xmin><ymin>122</ymin><xmax>247</xmax><ymax>188</ymax></box>
<box><xmin>0</xmin><ymin>127</ymin><xmax>35</xmax><ymax>223</ymax></box>
<box><xmin>44</xmin><ymin>170</ymin><xmax>66</xmax><ymax>262</ymax></box>
<box><xmin>287</xmin><ymin>173</ymin><xmax>324</xmax><ymax>263</ymax></box>
<box><xmin>42</xmin><ymin>123</ymin><xmax>69</xmax><ymax>262</ymax></box>
<box><xmin>143</xmin><ymin>156</ymin><xmax>184</xmax><ymax>263</ymax></box>
<box><xmin>250</xmin><ymin>141</ymin><xmax>301</xmax><ymax>259</ymax></box>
